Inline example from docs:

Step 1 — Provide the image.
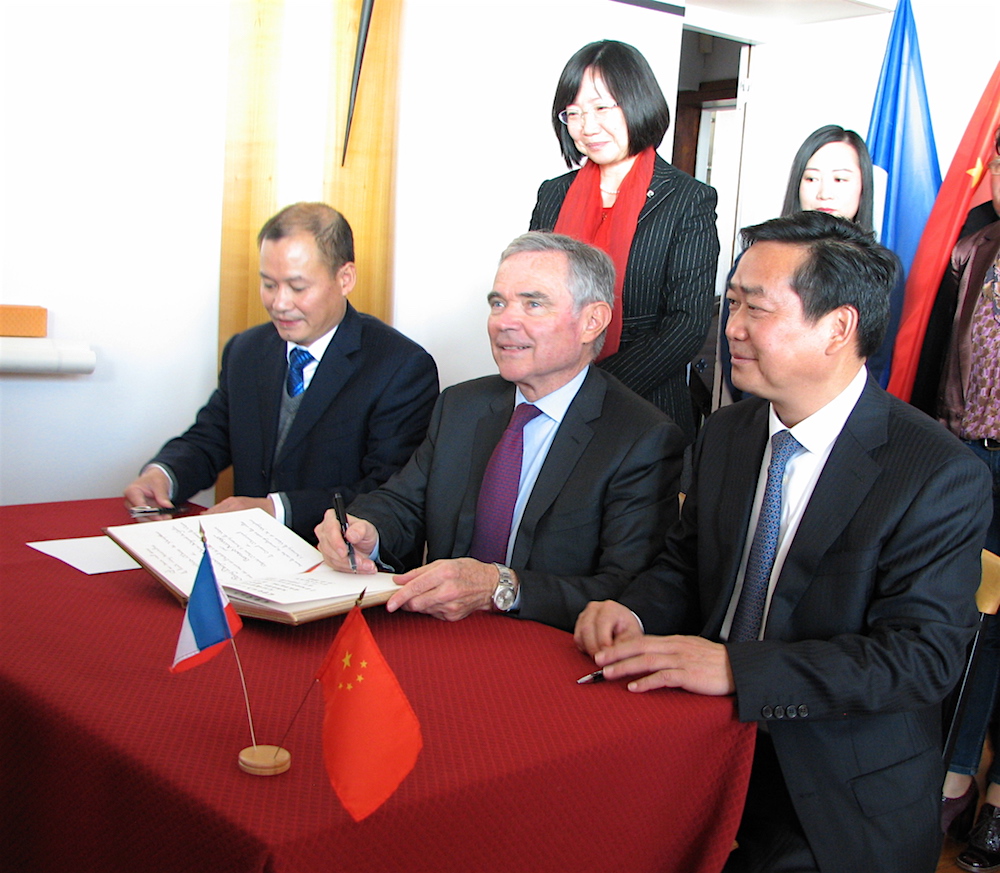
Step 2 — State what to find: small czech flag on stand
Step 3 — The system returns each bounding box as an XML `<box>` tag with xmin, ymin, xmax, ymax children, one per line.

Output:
<box><xmin>170</xmin><ymin>530</ymin><xmax>242</xmax><ymax>673</ymax></box>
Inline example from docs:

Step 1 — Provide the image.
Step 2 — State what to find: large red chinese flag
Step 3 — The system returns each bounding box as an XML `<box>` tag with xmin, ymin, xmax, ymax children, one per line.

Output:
<box><xmin>315</xmin><ymin>606</ymin><xmax>422</xmax><ymax>821</ymax></box>
<box><xmin>887</xmin><ymin>61</ymin><xmax>1000</xmax><ymax>401</ymax></box>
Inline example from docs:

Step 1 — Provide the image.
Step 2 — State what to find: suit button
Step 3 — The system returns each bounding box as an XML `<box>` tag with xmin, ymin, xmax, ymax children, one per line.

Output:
<box><xmin>797</xmin><ymin>705</ymin><xmax>809</xmax><ymax>718</ymax></box>
<box><xmin>761</xmin><ymin>705</ymin><xmax>774</xmax><ymax>719</ymax></box>
<box><xmin>774</xmin><ymin>706</ymin><xmax>786</xmax><ymax>719</ymax></box>
<box><xmin>786</xmin><ymin>706</ymin><xmax>797</xmax><ymax>719</ymax></box>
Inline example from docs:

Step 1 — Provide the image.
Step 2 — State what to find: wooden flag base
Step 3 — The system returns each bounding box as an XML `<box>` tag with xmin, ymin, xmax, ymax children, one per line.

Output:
<box><xmin>238</xmin><ymin>744</ymin><xmax>291</xmax><ymax>776</ymax></box>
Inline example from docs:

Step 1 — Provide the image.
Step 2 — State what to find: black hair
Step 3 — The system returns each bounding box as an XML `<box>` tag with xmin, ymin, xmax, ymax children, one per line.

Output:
<box><xmin>551</xmin><ymin>41</ymin><xmax>670</xmax><ymax>168</ymax></box>
<box><xmin>740</xmin><ymin>211</ymin><xmax>896</xmax><ymax>359</ymax></box>
<box><xmin>781</xmin><ymin>125</ymin><xmax>875</xmax><ymax>232</ymax></box>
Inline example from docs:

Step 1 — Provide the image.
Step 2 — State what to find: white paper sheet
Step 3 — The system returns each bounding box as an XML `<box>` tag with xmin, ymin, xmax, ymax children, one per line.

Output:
<box><xmin>28</xmin><ymin>536</ymin><xmax>141</xmax><ymax>575</ymax></box>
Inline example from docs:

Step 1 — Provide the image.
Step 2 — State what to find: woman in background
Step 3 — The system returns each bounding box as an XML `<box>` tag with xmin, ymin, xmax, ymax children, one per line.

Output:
<box><xmin>718</xmin><ymin>125</ymin><xmax>901</xmax><ymax>403</ymax></box>
<box><xmin>530</xmin><ymin>40</ymin><xmax>719</xmax><ymax>442</ymax></box>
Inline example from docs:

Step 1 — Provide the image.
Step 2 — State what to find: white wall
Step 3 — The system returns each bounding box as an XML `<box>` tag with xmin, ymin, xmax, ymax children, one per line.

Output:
<box><xmin>1</xmin><ymin>0</ymin><xmax>997</xmax><ymax>506</ymax></box>
<box><xmin>0</xmin><ymin>1</ymin><xmax>229</xmax><ymax>505</ymax></box>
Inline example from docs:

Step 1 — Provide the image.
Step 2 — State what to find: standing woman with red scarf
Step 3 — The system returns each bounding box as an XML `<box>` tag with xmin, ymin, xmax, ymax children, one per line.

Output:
<box><xmin>530</xmin><ymin>40</ymin><xmax>719</xmax><ymax>442</ymax></box>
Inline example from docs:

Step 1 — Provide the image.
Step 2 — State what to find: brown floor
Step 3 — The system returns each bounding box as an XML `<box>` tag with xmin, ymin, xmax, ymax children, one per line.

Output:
<box><xmin>939</xmin><ymin>834</ymin><xmax>969</xmax><ymax>872</ymax></box>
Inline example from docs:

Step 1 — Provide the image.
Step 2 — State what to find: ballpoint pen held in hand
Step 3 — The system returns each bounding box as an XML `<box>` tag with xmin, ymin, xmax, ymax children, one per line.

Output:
<box><xmin>332</xmin><ymin>492</ymin><xmax>357</xmax><ymax>573</ymax></box>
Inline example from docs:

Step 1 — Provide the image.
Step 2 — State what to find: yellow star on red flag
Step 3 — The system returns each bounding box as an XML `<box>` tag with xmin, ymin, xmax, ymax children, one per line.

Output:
<box><xmin>314</xmin><ymin>606</ymin><xmax>422</xmax><ymax>820</ymax></box>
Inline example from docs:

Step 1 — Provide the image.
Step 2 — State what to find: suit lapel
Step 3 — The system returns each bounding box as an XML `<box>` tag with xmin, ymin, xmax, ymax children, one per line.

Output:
<box><xmin>257</xmin><ymin>329</ymin><xmax>288</xmax><ymax>480</ymax></box>
<box><xmin>635</xmin><ymin>157</ymin><xmax>676</xmax><ymax>225</ymax></box>
<box><xmin>509</xmin><ymin>370</ymin><xmax>602</xmax><ymax>567</ymax></box>
<box><xmin>454</xmin><ymin>387</ymin><xmax>515</xmax><ymax>555</ymax></box>
<box><xmin>276</xmin><ymin>304</ymin><xmax>361</xmax><ymax>463</ymax></box>
<box><xmin>763</xmin><ymin>379</ymin><xmax>887</xmax><ymax>636</ymax></box>
<box><xmin>702</xmin><ymin>402</ymin><xmax>770</xmax><ymax>637</ymax></box>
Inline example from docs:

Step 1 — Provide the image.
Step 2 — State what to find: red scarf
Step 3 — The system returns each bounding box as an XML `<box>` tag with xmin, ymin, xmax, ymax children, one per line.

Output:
<box><xmin>554</xmin><ymin>146</ymin><xmax>655</xmax><ymax>360</ymax></box>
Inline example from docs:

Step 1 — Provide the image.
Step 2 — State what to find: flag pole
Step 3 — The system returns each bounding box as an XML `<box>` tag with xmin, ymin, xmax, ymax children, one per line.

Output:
<box><xmin>229</xmin><ymin>637</ymin><xmax>258</xmax><ymax>748</ymax></box>
<box><xmin>272</xmin><ymin>589</ymin><xmax>369</xmax><ymax>757</ymax></box>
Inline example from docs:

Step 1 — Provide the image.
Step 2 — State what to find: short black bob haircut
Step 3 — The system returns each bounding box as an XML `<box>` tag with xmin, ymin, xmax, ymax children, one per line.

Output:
<box><xmin>551</xmin><ymin>40</ymin><xmax>671</xmax><ymax>168</ymax></box>
<box><xmin>780</xmin><ymin>125</ymin><xmax>875</xmax><ymax>232</ymax></box>
<box><xmin>740</xmin><ymin>211</ymin><xmax>897</xmax><ymax>360</ymax></box>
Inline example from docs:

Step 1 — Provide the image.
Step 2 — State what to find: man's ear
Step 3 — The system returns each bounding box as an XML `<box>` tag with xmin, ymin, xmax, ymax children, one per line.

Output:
<box><xmin>824</xmin><ymin>305</ymin><xmax>860</xmax><ymax>355</ymax></box>
<box><xmin>337</xmin><ymin>262</ymin><xmax>357</xmax><ymax>297</ymax></box>
<box><xmin>581</xmin><ymin>300</ymin><xmax>613</xmax><ymax>344</ymax></box>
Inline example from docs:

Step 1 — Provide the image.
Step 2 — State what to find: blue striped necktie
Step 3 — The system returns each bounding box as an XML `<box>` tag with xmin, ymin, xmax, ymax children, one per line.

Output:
<box><xmin>286</xmin><ymin>347</ymin><xmax>314</xmax><ymax>397</ymax></box>
<box><xmin>729</xmin><ymin>429</ymin><xmax>803</xmax><ymax>643</ymax></box>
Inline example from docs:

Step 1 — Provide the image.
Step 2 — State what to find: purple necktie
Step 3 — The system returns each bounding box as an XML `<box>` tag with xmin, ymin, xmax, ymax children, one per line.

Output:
<box><xmin>729</xmin><ymin>429</ymin><xmax>803</xmax><ymax>643</ymax></box>
<box><xmin>468</xmin><ymin>403</ymin><xmax>542</xmax><ymax>564</ymax></box>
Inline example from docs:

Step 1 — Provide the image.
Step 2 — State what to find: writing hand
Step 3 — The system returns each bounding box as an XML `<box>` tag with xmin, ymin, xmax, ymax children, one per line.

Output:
<box><xmin>315</xmin><ymin>510</ymin><xmax>379</xmax><ymax>574</ymax></box>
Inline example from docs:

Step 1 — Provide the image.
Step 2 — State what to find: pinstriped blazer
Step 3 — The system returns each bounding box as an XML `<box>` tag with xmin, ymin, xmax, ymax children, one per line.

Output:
<box><xmin>529</xmin><ymin>155</ymin><xmax>719</xmax><ymax>440</ymax></box>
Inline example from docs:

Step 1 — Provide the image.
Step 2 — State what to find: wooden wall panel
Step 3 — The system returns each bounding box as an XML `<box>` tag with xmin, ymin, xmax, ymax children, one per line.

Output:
<box><xmin>323</xmin><ymin>0</ymin><xmax>402</xmax><ymax>323</ymax></box>
<box><xmin>215</xmin><ymin>0</ymin><xmax>401</xmax><ymax>500</ymax></box>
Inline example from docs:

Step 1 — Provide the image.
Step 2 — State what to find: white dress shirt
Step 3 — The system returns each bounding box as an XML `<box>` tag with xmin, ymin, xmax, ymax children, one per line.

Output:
<box><xmin>719</xmin><ymin>366</ymin><xmax>869</xmax><ymax>641</ymax></box>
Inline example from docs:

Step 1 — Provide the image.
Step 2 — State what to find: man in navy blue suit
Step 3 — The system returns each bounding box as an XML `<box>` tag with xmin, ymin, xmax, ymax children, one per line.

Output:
<box><xmin>124</xmin><ymin>203</ymin><xmax>438</xmax><ymax>542</ymax></box>
<box><xmin>575</xmin><ymin>212</ymin><xmax>991</xmax><ymax>872</ymax></box>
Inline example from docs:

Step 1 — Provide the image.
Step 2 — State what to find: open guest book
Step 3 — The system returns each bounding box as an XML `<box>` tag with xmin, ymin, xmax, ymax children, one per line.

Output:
<box><xmin>104</xmin><ymin>508</ymin><xmax>397</xmax><ymax>625</ymax></box>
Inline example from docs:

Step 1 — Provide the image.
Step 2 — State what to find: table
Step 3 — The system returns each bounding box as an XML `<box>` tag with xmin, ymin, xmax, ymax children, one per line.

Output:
<box><xmin>2</xmin><ymin>498</ymin><xmax>754</xmax><ymax>873</ymax></box>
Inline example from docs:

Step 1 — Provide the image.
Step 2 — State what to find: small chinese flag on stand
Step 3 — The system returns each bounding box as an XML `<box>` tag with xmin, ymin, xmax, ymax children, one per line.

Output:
<box><xmin>315</xmin><ymin>605</ymin><xmax>422</xmax><ymax>821</ymax></box>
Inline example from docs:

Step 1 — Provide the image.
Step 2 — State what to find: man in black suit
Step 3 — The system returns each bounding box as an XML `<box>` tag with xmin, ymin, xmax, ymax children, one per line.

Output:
<box><xmin>575</xmin><ymin>212</ymin><xmax>991</xmax><ymax>872</ymax></box>
<box><xmin>316</xmin><ymin>232</ymin><xmax>685</xmax><ymax>632</ymax></box>
<box><xmin>124</xmin><ymin>203</ymin><xmax>438</xmax><ymax>542</ymax></box>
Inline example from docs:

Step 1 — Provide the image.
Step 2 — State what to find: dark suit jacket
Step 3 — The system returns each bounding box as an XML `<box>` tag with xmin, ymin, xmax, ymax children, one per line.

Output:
<box><xmin>149</xmin><ymin>303</ymin><xmax>439</xmax><ymax>542</ymax></box>
<box><xmin>530</xmin><ymin>155</ymin><xmax>719</xmax><ymax>440</ymax></box>
<box><xmin>618</xmin><ymin>376</ymin><xmax>991</xmax><ymax>872</ymax></box>
<box><xmin>348</xmin><ymin>367</ymin><xmax>686</xmax><ymax>632</ymax></box>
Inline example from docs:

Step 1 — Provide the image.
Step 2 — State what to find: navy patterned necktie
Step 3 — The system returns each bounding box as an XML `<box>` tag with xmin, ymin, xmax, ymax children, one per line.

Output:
<box><xmin>729</xmin><ymin>429</ymin><xmax>803</xmax><ymax>643</ymax></box>
<box><xmin>285</xmin><ymin>347</ymin><xmax>314</xmax><ymax>397</ymax></box>
<box><xmin>468</xmin><ymin>403</ymin><xmax>542</xmax><ymax>565</ymax></box>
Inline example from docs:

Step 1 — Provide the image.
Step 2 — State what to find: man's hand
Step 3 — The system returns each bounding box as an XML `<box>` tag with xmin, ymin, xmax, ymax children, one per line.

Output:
<box><xmin>594</xmin><ymin>634</ymin><xmax>735</xmax><ymax>696</ymax></box>
<box><xmin>124</xmin><ymin>467</ymin><xmax>173</xmax><ymax>510</ymax></box>
<box><xmin>387</xmin><ymin>558</ymin><xmax>499</xmax><ymax>621</ymax></box>
<box><xmin>315</xmin><ymin>510</ymin><xmax>380</xmax><ymax>574</ymax></box>
<box><xmin>205</xmin><ymin>496</ymin><xmax>274</xmax><ymax>516</ymax></box>
<box><xmin>574</xmin><ymin>600</ymin><xmax>643</xmax><ymax>656</ymax></box>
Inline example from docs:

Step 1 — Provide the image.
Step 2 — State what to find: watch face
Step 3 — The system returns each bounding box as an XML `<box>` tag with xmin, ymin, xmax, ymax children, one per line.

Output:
<box><xmin>493</xmin><ymin>584</ymin><xmax>515</xmax><ymax>611</ymax></box>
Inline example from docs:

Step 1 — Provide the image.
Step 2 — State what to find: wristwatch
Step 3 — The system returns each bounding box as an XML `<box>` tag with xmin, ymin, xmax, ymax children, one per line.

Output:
<box><xmin>491</xmin><ymin>564</ymin><xmax>518</xmax><ymax>612</ymax></box>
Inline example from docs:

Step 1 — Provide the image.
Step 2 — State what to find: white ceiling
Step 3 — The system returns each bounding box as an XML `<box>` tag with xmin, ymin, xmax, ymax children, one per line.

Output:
<box><xmin>684</xmin><ymin>0</ymin><xmax>894</xmax><ymax>27</ymax></box>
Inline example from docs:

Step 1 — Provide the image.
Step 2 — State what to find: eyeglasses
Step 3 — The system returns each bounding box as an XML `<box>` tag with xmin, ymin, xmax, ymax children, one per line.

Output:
<box><xmin>989</xmin><ymin>157</ymin><xmax>1000</xmax><ymax>176</ymax></box>
<box><xmin>558</xmin><ymin>104</ymin><xmax>619</xmax><ymax>127</ymax></box>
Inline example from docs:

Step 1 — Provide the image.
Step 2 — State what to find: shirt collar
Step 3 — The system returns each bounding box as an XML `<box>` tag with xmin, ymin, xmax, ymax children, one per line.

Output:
<box><xmin>286</xmin><ymin>323</ymin><xmax>338</xmax><ymax>365</ymax></box>
<box><xmin>513</xmin><ymin>365</ymin><xmax>589</xmax><ymax>424</ymax></box>
<box><xmin>768</xmin><ymin>365</ymin><xmax>868</xmax><ymax>455</ymax></box>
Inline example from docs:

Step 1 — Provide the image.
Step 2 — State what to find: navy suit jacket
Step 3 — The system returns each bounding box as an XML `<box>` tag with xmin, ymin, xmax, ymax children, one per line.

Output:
<box><xmin>530</xmin><ymin>155</ymin><xmax>719</xmax><ymax>440</ymax></box>
<box><xmin>618</xmin><ymin>376</ymin><xmax>991</xmax><ymax>871</ymax></box>
<box><xmin>149</xmin><ymin>303</ymin><xmax>439</xmax><ymax>542</ymax></box>
<box><xmin>348</xmin><ymin>366</ymin><xmax>686</xmax><ymax>631</ymax></box>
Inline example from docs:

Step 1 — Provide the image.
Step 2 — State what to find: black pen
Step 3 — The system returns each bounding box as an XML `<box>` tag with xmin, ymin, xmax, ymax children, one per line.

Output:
<box><xmin>129</xmin><ymin>505</ymin><xmax>190</xmax><ymax>518</ymax></box>
<box><xmin>332</xmin><ymin>492</ymin><xmax>357</xmax><ymax>573</ymax></box>
<box><xmin>576</xmin><ymin>670</ymin><xmax>605</xmax><ymax>685</ymax></box>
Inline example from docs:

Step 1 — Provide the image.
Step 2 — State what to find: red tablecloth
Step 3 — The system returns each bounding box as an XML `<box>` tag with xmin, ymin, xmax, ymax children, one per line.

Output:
<box><xmin>2</xmin><ymin>498</ymin><xmax>754</xmax><ymax>873</ymax></box>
